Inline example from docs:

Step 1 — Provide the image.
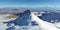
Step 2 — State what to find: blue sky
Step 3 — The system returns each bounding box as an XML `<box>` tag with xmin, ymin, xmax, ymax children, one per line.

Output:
<box><xmin>0</xmin><ymin>0</ymin><xmax>60</xmax><ymax>8</ymax></box>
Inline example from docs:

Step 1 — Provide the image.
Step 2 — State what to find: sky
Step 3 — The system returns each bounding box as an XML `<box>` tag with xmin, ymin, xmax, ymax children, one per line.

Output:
<box><xmin>0</xmin><ymin>0</ymin><xmax>60</xmax><ymax>8</ymax></box>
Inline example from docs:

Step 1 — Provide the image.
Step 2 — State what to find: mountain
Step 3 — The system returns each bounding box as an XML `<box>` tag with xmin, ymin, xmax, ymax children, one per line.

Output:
<box><xmin>3</xmin><ymin>10</ymin><xmax>38</xmax><ymax>26</ymax></box>
<box><xmin>3</xmin><ymin>10</ymin><xmax>31</xmax><ymax>26</ymax></box>
<box><xmin>2</xmin><ymin>10</ymin><xmax>60</xmax><ymax>30</ymax></box>
<box><xmin>3</xmin><ymin>10</ymin><xmax>39</xmax><ymax>30</ymax></box>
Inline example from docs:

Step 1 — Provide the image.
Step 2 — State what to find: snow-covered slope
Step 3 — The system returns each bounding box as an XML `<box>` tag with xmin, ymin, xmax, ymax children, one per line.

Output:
<box><xmin>31</xmin><ymin>13</ymin><xmax>60</xmax><ymax>30</ymax></box>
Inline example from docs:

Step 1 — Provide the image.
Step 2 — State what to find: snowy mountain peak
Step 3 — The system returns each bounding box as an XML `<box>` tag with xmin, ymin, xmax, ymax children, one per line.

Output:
<box><xmin>3</xmin><ymin>10</ymin><xmax>38</xmax><ymax>26</ymax></box>
<box><xmin>3</xmin><ymin>10</ymin><xmax>31</xmax><ymax>26</ymax></box>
